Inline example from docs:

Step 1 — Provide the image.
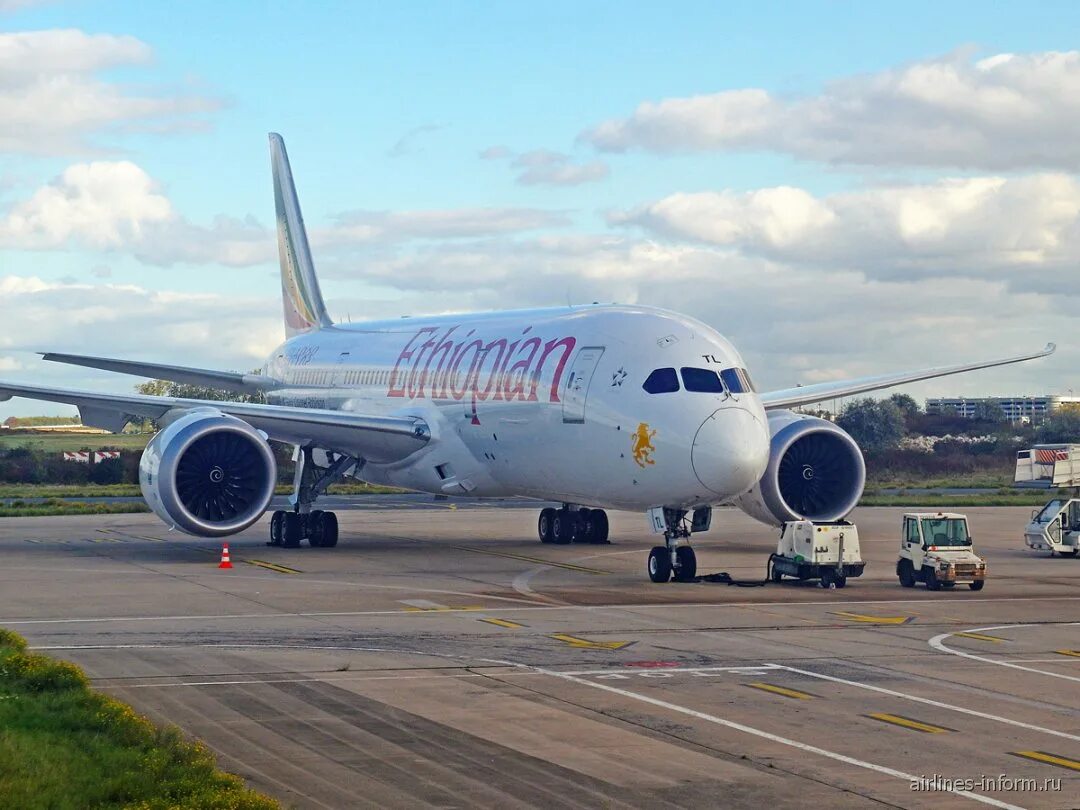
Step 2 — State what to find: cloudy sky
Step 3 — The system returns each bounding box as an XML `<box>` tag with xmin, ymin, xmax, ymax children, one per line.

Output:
<box><xmin>2</xmin><ymin>1</ymin><xmax>1078</xmax><ymax>417</ymax></box>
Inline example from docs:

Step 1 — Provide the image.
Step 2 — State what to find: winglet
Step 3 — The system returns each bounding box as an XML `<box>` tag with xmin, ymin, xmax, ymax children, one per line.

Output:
<box><xmin>269</xmin><ymin>133</ymin><xmax>333</xmax><ymax>338</ymax></box>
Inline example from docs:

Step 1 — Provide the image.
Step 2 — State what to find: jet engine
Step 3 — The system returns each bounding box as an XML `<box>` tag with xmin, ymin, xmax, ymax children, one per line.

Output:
<box><xmin>732</xmin><ymin>410</ymin><xmax>865</xmax><ymax>527</ymax></box>
<box><xmin>139</xmin><ymin>410</ymin><xmax>277</xmax><ymax>537</ymax></box>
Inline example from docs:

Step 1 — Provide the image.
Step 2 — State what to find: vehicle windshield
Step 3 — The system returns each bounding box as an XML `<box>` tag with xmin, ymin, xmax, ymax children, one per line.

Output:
<box><xmin>920</xmin><ymin>517</ymin><xmax>970</xmax><ymax>547</ymax></box>
<box><xmin>1034</xmin><ymin>500</ymin><xmax>1063</xmax><ymax>523</ymax></box>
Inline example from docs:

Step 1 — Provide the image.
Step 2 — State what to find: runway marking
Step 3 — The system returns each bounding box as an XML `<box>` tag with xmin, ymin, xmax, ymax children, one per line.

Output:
<box><xmin>930</xmin><ymin>623</ymin><xmax>1080</xmax><ymax>684</ymax></box>
<box><xmin>866</xmin><ymin>713</ymin><xmax>951</xmax><ymax>734</ymax></box>
<box><xmin>779</xmin><ymin>664</ymin><xmax>1080</xmax><ymax>743</ymax></box>
<box><xmin>1011</xmin><ymin>751</ymin><xmax>1080</xmax><ymax>772</ymax></box>
<box><xmin>479</xmin><ymin>618</ymin><xmax>523</xmax><ymax>629</ymax></box>
<box><xmin>535</xmin><ymin>667</ymin><xmax>1021</xmax><ymax>809</ymax></box>
<box><xmin>746</xmin><ymin>682</ymin><xmax>815</xmax><ymax>700</ymax></box>
<box><xmin>1055</xmin><ymin>649</ymin><xmax>1080</xmax><ymax>658</ymax></box>
<box><xmin>448</xmin><ymin>545</ymin><xmax>610</xmax><ymax>574</ymax></box>
<box><xmin>549</xmin><ymin>633</ymin><xmax>630</xmax><ymax>651</ymax></box>
<box><xmin>831</xmin><ymin>611</ymin><xmax>913</xmax><ymax>625</ymax></box>
<box><xmin>245</xmin><ymin>560</ymin><xmax>301</xmax><ymax>575</ymax></box>
<box><xmin>561</xmin><ymin>664</ymin><xmax>780</xmax><ymax>677</ymax></box>
<box><xmin>955</xmin><ymin>631</ymin><xmax>1006</xmax><ymax>643</ymax></box>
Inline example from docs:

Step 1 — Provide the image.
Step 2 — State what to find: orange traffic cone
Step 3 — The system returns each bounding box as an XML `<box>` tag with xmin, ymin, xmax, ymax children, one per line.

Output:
<box><xmin>218</xmin><ymin>543</ymin><xmax>233</xmax><ymax>569</ymax></box>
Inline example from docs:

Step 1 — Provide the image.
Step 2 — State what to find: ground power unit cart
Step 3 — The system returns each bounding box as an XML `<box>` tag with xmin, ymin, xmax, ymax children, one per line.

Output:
<box><xmin>770</xmin><ymin>520</ymin><xmax>865</xmax><ymax>588</ymax></box>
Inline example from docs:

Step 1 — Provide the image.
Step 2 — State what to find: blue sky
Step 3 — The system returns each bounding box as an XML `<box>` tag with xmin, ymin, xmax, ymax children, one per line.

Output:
<box><xmin>2</xmin><ymin>1</ymin><xmax>1080</xmax><ymax>416</ymax></box>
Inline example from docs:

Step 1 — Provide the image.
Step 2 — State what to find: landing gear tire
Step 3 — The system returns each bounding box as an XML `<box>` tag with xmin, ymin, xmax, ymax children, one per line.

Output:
<box><xmin>924</xmin><ymin>567</ymin><xmax>942</xmax><ymax>591</ymax></box>
<box><xmin>282</xmin><ymin>512</ymin><xmax>302</xmax><ymax>548</ymax></box>
<box><xmin>538</xmin><ymin>508</ymin><xmax>556</xmax><ymax>544</ymax></box>
<box><xmin>318</xmin><ymin>511</ymin><xmax>339</xmax><ymax>548</ymax></box>
<box><xmin>897</xmin><ymin>559</ymin><xmax>916</xmax><ymax>588</ymax></box>
<box><xmin>269</xmin><ymin>510</ymin><xmax>285</xmax><ymax>546</ymax></box>
<box><xmin>648</xmin><ymin>546</ymin><xmax>672</xmax><ymax>583</ymax></box>
<box><xmin>308</xmin><ymin>510</ymin><xmax>325</xmax><ymax>547</ymax></box>
<box><xmin>673</xmin><ymin>546</ymin><xmax>697</xmax><ymax>582</ymax></box>
<box><xmin>584</xmin><ymin>509</ymin><xmax>609</xmax><ymax>544</ymax></box>
<box><xmin>969</xmin><ymin>580</ymin><xmax>985</xmax><ymax>591</ymax></box>
<box><xmin>552</xmin><ymin>510</ymin><xmax>576</xmax><ymax>545</ymax></box>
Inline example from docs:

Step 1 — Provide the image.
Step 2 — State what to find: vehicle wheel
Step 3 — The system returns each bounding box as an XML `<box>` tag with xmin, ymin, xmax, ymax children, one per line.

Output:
<box><xmin>1063</xmin><ymin>549</ymin><xmax>1079</xmax><ymax>558</ymax></box>
<box><xmin>771</xmin><ymin>566</ymin><xmax>783</xmax><ymax>583</ymax></box>
<box><xmin>269</xmin><ymin>510</ymin><xmax>284</xmax><ymax>546</ymax></box>
<box><xmin>308</xmin><ymin>510</ymin><xmax>325</xmax><ymax>547</ymax></box>
<box><xmin>942</xmin><ymin>582</ymin><xmax>955</xmax><ymax>589</ymax></box>
<box><xmin>835</xmin><ymin>575</ymin><xmax>848</xmax><ymax>589</ymax></box>
<box><xmin>969</xmin><ymin>580</ymin><xmax>985</xmax><ymax>591</ymax></box>
<box><xmin>648</xmin><ymin>546</ymin><xmax>672</xmax><ymax>583</ymax></box>
<box><xmin>590</xmin><ymin>509</ymin><xmax>610</xmax><ymax>544</ymax></box>
<box><xmin>820</xmin><ymin>569</ymin><xmax>837</xmax><ymax>589</ymax></box>
<box><xmin>552</xmin><ymin>510</ymin><xmax>575</xmax><ymax>545</ymax></box>
<box><xmin>673</xmin><ymin>546</ymin><xmax>697</xmax><ymax>582</ymax></box>
<box><xmin>924</xmin><ymin>567</ymin><xmax>942</xmax><ymax>591</ymax></box>
<box><xmin>538</xmin><ymin>508</ymin><xmax>556</xmax><ymax>544</ymax></box>
<box><xmin>282</xmin><ymin>512</ymin><xmax>302</xmax><ymax>548</ymax></box>
<box><xmin>897</xmin><ymin>559</ymin><xmax>916</xmax><ymax>588</ymax></box>
<box><xmin>319</xmin><ymin>511</ymin><xmax>339</xmax><ymax>548</ymax></box>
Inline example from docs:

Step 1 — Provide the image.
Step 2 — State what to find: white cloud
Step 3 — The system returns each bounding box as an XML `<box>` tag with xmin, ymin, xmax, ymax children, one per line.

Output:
<box><xmin>584</xmin><ymin>50</ymin><xmax>1080</xmax><ymax>170</ymax></box>
<box><xmin>613</xmin><ymin>174</ymin><xmax>1080</xmax><ymax>282</ymax></box>
<box><xmin>0</xmin><ymin>29</ymin><xmax>220</xmax><ymax>156</ymax></box>
<box><xmin>481</xmin><ymin>146</ymin><xmax>609</xmax><ymax>186</ymax></box>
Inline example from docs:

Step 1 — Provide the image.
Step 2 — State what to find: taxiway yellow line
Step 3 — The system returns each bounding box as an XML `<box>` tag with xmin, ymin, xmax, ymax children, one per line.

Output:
<box><xmin>549</xmin><ymin>633</ymin><xmax>629</xmax><ymax>650</ymax></box>
<box><xmin>746</xmin><ymin>682</ymin><xmax>814</xmax><ymax>700</ymax></box>
<box><xmin>955</xmin><ymin>631</ymin><xmax>1006</xmax><ymax>643</ymax></box>
<box><xmin>1055</xmin><ymin>649</ymin><xmax>1080</xmax><ymax>658</ymax></box>
<box><xmin>245</xmin><ymin>560</ymin><xmax>302</xmax><ymax>575</ymax></box>
<box><xmin>1011</xmin><ymin>750</ymin><xmax>1080</xmax><ymax>771</ymax></box>
<box><xmin>479</xmin><ymin>618</ymin><xmax>523</xmax><ymax>629</ymax></box>
<box><xmin>449</xmin><ymin>545</ymin><xmax>610</xmax><ymax>574</ymax></box>
<box><xmin>831</xmin><ymin>611</ymin><xmax>913</xmax><ymax>625</ymax></box>
<box><xmin>867</xmin><ymin>713</ymin><xmax>950</xmax><ymax>734</ymax></box>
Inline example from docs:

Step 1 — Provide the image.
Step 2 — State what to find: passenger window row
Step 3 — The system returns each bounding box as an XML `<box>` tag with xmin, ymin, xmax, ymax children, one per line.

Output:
<box><xmin>642</xmin><ymin>366</ymin><xmax>756</xmax><ymax>395</ymax></box>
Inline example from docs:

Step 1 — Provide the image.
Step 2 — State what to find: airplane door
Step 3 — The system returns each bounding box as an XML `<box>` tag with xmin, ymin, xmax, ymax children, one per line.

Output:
<box><xmin>562</xmin><ymin>346</ymin><xmax>604</xmax><ymax>424</ymax></box>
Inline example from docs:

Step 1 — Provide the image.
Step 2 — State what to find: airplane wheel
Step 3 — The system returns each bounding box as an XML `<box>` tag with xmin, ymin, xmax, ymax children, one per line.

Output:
<box><xmin>538</xmin><ymin>508</ymin><xmax>556</xmax><ymax>543</ymax></box>
<box><xmin>282</xmin><ymin>512</ymin><xmax>302</xmax><ymax>548</ymax></box>
<box><xmin>647</xmin><ymin>546</ymin><xmax>671</xmax><ymax>583</ymax></box>
<box><xmin>969</xmin><ymin>580</ymin><xmax>985</xmax><ymax>591</ymax></box>
<box><xmin>269</xmin><ymin>511</ymin><xmax>284</xmax><ymax>546</ymax></box>
<box><xmin>319</xmin><ymin>512</ymin><xmax>339</xmax><ymax>548</ymax></box>
<box><xmin>552</xmin><ymin>510</ymin><xmax>575</xmax><ymax>545</ymax></box>
<box><xmin>590</xmin><ymin>509</ymin><xmax>609</xmax><ymax>544</ymax></box>
<box><xmin>308</xmin><ymin>510</ymin><xmax>325</xmax><ymax>547</ymax></box>
<box><xmin>573</xmin><ymin>510</ymin><xmax>592</xmax><ymax>543</ymax></box>
<box><xmin>673</xmin><ymin>547</ymin><xmax>697</xmax><ymax>582</ymax></box>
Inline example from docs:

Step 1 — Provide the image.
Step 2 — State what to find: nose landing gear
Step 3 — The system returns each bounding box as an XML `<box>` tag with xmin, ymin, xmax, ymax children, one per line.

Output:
<box><xmin>538</xmin><ymin>506</ymin><xmax>610</xmax><ymax>544</ymax></box>
<box><xmin>648</xmin><ymin>508</ymin><xmax>698</xmax><ymax>583</ymax></box>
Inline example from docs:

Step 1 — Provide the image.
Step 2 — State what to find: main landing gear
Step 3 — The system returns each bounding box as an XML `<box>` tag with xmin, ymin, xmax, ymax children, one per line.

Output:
<box><xmin>538</xmin><ymin>505</ymin><xmax>610</xmax><ymax>545</ymax></box>
<box><xmin>648</xmin><ymin>508</ymin><xmax>697</xmax><ymax>583</ymax></box>
<box><xmin>268</xmin><ymin>447</ymin><xmax>357</xmax><ymax>549</ymax></box>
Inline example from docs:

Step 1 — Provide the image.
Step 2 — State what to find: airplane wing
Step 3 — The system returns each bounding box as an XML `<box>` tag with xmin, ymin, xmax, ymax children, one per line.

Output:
<box><xmin>0</xmin><ymin>380</ymin><xmax>429</xmax><ymax>463</ymax></box>
<box><xmin>759</xmin><ymin>343</ymin><xmax>1056</xmax><ymax>411</ymax></box>
<box><xmin>40</xmin><ymin>352</ymin><xmax>276</xmax><ymax>395</ymax></box>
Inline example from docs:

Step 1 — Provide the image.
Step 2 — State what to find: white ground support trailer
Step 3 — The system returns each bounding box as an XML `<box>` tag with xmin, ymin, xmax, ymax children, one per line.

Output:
<box><xmin>897</xmin><ymin>512</ymin><xmax>986</xmax><ymax>591</ymax></box>
<box><xmin>1014</xmin><ymin>444</ymin><xmax>1080</xmax><ymax>488</ymax></box>
<box><xmin>1023</xmin><ymin>498</ymin><xmax>1080</xmax><ymax>557</ymax></box>
<box><xmin>770</xmin><ymin>521</ymin><xmax>865</xmax><ymax>588</ymax></box>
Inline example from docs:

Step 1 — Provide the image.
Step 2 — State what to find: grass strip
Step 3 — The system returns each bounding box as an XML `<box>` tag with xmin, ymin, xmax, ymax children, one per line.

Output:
<box><xmin>860</xmin><ymin>492</ymin><xmax>1053</xmax><ymax>507</ymax></box>
<box><xmin>0</xmin><ymin>500</ymin><xmax>151</xmax><ymax>518</ymax></box>
<box><xmin>0</xmin><ymin>628</ymin><xmax>278</xmax><ymax>809</ymax></box>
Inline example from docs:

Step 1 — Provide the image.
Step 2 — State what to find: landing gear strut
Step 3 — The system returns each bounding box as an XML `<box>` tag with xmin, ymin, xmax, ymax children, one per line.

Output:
<box><xmin>268</xmin><ymin>447</ymin><xmax>356</xmax><ymax>549</ymax></box>
<box><xmin>648</xmin><ymin>508</ymin><xmax>697</xmax><ymax>583</ymax></box>
<box><xmin>538</xmin><ymin>505</ymin><xmax>610</xmax><ymax>545</ymax></box>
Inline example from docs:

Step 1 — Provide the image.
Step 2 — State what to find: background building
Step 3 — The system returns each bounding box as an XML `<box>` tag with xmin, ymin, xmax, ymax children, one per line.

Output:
<box><xmin>925</xmin><ymin>395</ymin><xmax>1080</xmax><ymax>423</ymax></box>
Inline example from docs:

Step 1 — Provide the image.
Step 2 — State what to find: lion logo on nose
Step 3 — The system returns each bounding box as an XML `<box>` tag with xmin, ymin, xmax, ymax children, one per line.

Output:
<box><xmin>632</xmin><ymin>422</ymin><xmax>656</xmax><ymax>468</ymax></box>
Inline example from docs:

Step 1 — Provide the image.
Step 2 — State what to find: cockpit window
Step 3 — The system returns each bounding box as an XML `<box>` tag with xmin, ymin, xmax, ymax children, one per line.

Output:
<box><xmin>642</xmin><ymin>368</ymin><xmax>679</xmax><ymax>394</ymax></box>
<box><xmin>720</xmin><ymin>368</ymin><xmax>756</xmax><ymax>394</ymax></box>
<box><xmin>680</xmin><ymin>367</ymin><xmax>725</xmax><ymax>393</ymax></box>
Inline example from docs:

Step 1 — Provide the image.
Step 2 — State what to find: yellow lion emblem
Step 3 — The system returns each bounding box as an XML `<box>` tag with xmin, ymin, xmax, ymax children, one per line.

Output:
<box><xmin>632</xmin><ymin>422</ymin><xmax>656</xmax><ymax>468</ymax></box>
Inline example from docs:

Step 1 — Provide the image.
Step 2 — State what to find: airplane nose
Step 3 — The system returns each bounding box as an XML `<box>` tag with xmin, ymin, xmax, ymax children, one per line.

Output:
<box><xmin>692</xmin><ymin>407</ymin><xmax>770</xmax><ymax>497</ymax></box>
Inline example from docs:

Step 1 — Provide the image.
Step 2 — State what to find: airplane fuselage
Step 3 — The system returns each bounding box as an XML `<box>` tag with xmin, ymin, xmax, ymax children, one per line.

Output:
<box><xmin>263</xmin><ymin>304</ymin><xmax>771</xmax><ymax>511</ymax></box>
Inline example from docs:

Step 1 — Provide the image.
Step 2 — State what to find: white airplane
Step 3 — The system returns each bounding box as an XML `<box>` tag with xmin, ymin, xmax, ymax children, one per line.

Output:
<box><xmin>0</xmin><ymin>134</ymin><xmax>1054</xmax><ymax>582</ymax></box>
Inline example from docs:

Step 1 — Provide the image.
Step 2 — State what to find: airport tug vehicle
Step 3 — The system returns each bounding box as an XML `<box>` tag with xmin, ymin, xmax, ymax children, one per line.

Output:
<box><xmin>1022</xmin><ymin>498</ymin><xmax>1080</xmax><ymax>557</ymax></box>
<box><xmin>897</xmin><ymin>512</ymin><xmax>986</xmax><ymax>591</ymax></box>
<box><xmin>770</xmin><ymin>520</ymin><xmax>864</xmax><ymax>588</ymax></box>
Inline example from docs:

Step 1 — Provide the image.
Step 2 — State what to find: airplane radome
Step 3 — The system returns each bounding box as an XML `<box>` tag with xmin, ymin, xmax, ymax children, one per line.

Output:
<box><xmin>0</xmin><ymin>134</ymin><xmax>1054</xmax><ymax>582</ymax></box>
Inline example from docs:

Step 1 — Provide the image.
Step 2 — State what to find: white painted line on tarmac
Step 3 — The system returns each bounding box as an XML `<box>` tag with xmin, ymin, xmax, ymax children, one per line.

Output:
<box><xmin>778</xmin><ymin>664</ymin><xmax>1080</xmax><ymax>743</ymax></box>
<box><xmin>532</xmin><ymin>665</ymin><xmax>1022</xmax><ymax>809</ymax></box>
<box><xmin>929</xmin><ymin>623</ymin><xmax>1080</xmax><ymax>685</ymax></box>
<box><xmin>7</xmin><ymin>595</ymin><xmax>1080</xmax><ymax>626</ymax></box>
<box><xmin>560</xmin><ymin>664</ymin><xmax>780</xmax><ymax>676</ymax></box>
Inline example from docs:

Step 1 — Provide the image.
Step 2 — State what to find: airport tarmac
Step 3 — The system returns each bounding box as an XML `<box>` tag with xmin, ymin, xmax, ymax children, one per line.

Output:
<box><xmin>0</xmin><ymin>503</ymin><xmax>1077</xmax><ymax>809</ymax></box>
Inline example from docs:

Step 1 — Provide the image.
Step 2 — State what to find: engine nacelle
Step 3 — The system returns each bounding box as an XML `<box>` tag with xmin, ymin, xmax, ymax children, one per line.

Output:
<box><xmin>139</xmin><ymin>410</ymin><xmax>277</xmax><ymax>537</ymax></box>
<box><xmin>732</xmin><ymin>410</ymin><xmax>865</xmax><ymax>527</ymax></box>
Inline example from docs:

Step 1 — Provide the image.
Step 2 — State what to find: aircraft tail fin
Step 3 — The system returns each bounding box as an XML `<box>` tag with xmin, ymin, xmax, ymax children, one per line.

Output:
<box><xmin>269</xmin><ymin>133</ymin><xmax>333</xmax><ymax>338</ymax></box>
